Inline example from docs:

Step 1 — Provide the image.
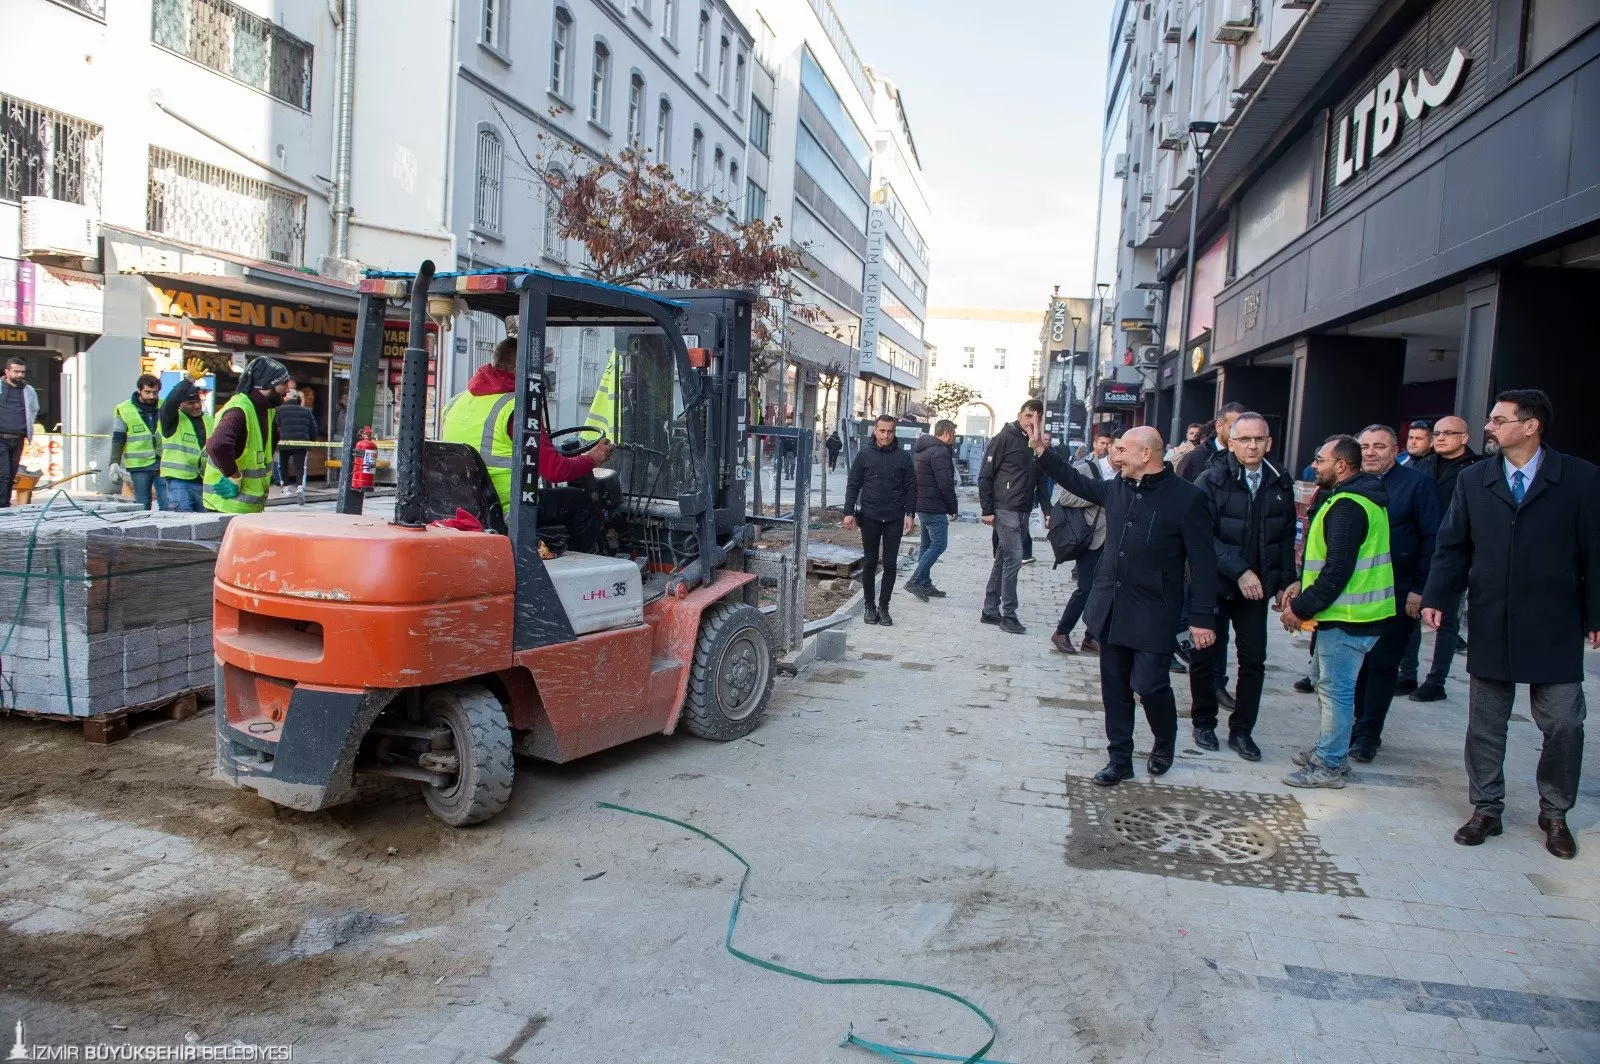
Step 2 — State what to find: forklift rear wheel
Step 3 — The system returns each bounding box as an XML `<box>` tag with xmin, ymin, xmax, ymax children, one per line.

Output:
<box><xmin>682</xmin><ymin>602</ymin><xmax>775</xmax><ymax>741</ymax></box>
<box><xmin>421</xmin><ymin>684</ymin><xmax>515</xmax><ymax>826</ymax></box>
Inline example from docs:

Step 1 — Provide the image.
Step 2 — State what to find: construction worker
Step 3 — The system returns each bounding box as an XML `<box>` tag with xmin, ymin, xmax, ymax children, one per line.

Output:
<box><xmin>158</xmin><ymin>379</ymin><xmax>213</xmax><ymax>512</ymax></box>
<box><xmin>442</xmin><ymin>337</ymin><xmax>613</xmax><ymax>551</ymax></box>
<box><xmin>204</xmin><ymin>357</ymin><xmax>290</xmax><ymax>514</ymax></box>
<box><xmin>109</xmin><ymin>374</ymin><xmax>165</xmax><ymax>510</ymax></box>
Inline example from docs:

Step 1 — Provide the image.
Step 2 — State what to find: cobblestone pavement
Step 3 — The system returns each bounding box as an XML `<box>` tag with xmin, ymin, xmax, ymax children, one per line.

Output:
<box><xmin>1</xmin><ymin>492</ymin><xmax>1596</xmax><ymax>1063</ymax></box>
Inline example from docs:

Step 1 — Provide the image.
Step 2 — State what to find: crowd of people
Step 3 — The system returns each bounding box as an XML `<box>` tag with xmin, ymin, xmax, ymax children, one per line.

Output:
<box><xmin>840</xmin><ymin>390</ymin><xmax>1597</xmax><ymax>860</ymax></box>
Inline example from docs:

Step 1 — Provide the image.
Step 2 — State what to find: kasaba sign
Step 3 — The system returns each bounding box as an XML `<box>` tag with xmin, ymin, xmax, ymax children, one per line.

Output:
<box><xmin>1333</xmin><ymin>47</ymin><xmax>1468</xmax><ymax>186</ymax></box>
<box><xmin>151</xmin><ymin>283</ymin><xmax>357</xmax><ymax>353</ymax></box>
<box><xmin>1097</xmin><ymin>380</ymin><xmax>1143</xmax><ymax>408</ymax></box>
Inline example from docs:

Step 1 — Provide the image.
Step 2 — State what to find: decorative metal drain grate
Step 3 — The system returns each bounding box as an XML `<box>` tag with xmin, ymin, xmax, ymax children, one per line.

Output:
<box><xmin>1107</xmin><ymin>804</ymin><xmax>1278</xmax><ymax>864</ymax></box>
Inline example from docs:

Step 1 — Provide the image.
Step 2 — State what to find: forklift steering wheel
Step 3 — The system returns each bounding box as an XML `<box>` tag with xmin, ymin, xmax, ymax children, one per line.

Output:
<box><xmin>550</xmin><ymin>425</ymin><xmax>607</xmax><ymax>456</ymax></box>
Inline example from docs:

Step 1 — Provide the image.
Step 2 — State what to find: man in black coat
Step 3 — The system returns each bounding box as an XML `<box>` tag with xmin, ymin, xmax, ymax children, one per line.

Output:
<box><xmin>844</xmin><ymin>414</ymin><xmax>917</xmax><ymax>627</ymax></box>
<box><xmin>978</xmin><ymin>399</ymin><xmax>1044</xmax><ymax>634</ymax></box>
<box><xmin>1189</xmin><ymin>413</ymin><xmax>1298</xmax><ymax>761</ymax></box>
<box><xmin>907</xmin><ymin>419</ymin><xmax>960</xmax><ymax>600</ymax></box>
<box><xmin>1424</xmin><ymin>390</ymin><xmax>1600</xmax><ymax>860</ymax></box>
<box><xmin>1403</xmin><ymin>414</ymin><xmax>1479</xmax><ymax>701</ymax></box>
<box><xmin>1176</xmin><ymin>401</ymin><xmax>1244</xmax><ymax>483</ymax></box>
<box><xmin>1028</xmin><ymin>424</ymin><xmax>1218</xmax><ymax>786</ymax></box>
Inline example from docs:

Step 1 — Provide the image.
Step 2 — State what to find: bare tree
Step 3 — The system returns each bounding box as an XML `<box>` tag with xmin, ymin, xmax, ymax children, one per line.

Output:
<box><xmin>925</xmin><ymin>380</ymin><xmax>984</xmax><ymax>419</ymax></box>
<box><xmin>814</xmin><ymin>355</ymin><xmax>846</xmax><ymax>509</ymax></box>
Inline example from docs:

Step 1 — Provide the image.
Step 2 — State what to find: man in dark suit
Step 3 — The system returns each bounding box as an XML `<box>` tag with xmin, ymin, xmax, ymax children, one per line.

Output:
<box><xmin>1028</xmin><ymin>424</ymin><xmax>1217</xmax><ymax>786</ymax></box>
<box><xmin>1404</xmin><ymin>414</ymin><xmax>1480</xmax><ymax>701</ymax></box>
<box><xmin>1424</xmin><ymin>390</ymin><xmax>1600</xmax><ymax>860</ymax></box>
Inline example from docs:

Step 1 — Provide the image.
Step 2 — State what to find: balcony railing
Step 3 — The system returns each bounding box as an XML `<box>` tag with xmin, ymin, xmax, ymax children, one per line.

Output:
<box><xmin>152</xmin><ymin>0</ymin><xmax>314</xmax><ymax>111</ymax></box>
<box><xmin>147</xmin><ymin>147</ymin><xmax>306</xmax><ymax>266</ymax></box>
<box><xmin>0</xmin><ymin>94</ymin><xmax>104</xmax><ymax>214</ymax></box>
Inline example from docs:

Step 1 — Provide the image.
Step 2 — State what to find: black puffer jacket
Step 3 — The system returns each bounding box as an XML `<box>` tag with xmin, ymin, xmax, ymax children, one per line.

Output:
<box><xmin>1196</xmin><ymin>455</ymin><xmax>1298</xmax><ymax>599</ymax></box>
<box><xmin>913</xmin><ymin>433</ymin><xmax>958</xmax><ymax>516</ymax></box>
<box><xmin>978</xmin><ymin>422</ymin><xmax>1035</xmax><ymax>515</ymax></box>
<box><xmin>844</xmin><ymin>438</ymin><xmax>916</xmax><ymax>522</ymax></box>
<box><xmin>1411</xmin><ymin>448</ymin><xmax>1480</xmax><ymax>511</ymax></box>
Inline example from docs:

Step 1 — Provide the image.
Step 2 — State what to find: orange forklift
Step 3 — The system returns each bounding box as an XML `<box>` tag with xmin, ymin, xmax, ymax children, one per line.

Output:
<box><xmin>213</xmin><ymin>263</ymin><xmax>798</xmax><ymax>825</ymax></box>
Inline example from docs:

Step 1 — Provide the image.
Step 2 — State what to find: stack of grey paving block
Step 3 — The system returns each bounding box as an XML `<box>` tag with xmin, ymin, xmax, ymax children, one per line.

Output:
<box><xmin>0</xmin><ymin>498</ymin><xmax>234</xmax><ymax>719</ymax></box>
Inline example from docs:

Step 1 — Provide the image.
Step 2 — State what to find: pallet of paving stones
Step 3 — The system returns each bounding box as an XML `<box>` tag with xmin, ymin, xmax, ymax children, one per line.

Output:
<box><xmin>0</xmin><ymin>496</ymin><xmax>233</xmax><ymax>728</ymax></box>
<box><xmin>2</xmin><ymin>685</ymin><xmax>214</xmax><ymax>744</ymax></box>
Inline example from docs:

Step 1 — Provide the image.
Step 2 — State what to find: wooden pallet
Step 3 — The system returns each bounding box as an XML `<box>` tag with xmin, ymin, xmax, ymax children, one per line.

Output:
<box><xmin>805</xmin><ymin>542</ymin><xmax>864</xmax><ymax>580</ymax></box>
<box><xmin>3</xmin><ymin>687</ymin><xmax>213</xmax><ymax>745</ymax></box>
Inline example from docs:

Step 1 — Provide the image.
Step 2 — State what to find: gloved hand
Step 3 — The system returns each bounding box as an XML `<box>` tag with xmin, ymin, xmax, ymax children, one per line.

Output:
<box><xmin>186</xmin><ymin>357</ymin><xmax>208</xmax><ymax>381</ymax></box>
<box><xmin>108</xmin><ymin>463</ymin><xmax>127</xmax><ymax>485</ymax></box>
<box><xmin>213</xmin><ymin>477</ymin><xmax>240</xmax><ymax>500</ymax></box>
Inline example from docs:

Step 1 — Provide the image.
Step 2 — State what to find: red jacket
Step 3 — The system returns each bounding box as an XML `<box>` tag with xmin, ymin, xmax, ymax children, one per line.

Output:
<box><xmin>466</xmin><ymin>365</ymin><xmax>597</xmax><ymax>483</ymax></box>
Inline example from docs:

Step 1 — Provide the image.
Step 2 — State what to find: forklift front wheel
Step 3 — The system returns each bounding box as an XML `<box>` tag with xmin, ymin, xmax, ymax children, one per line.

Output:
<box><xmin>682</xmin><ymin>602</ymin><xmax>775</xmax><ymax>741</ymax></box>
<box><xmin>420</xmin><ymin>684</ymin><xmax>516</xmax><ymax>827</ymax></box>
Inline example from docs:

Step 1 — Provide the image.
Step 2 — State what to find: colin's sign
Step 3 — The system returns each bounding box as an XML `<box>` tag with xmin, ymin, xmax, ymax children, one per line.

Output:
<box><xmin>1333</xmin><ymin>47</ymin><xmax>1468</xmax><ymax>186</ymax></box>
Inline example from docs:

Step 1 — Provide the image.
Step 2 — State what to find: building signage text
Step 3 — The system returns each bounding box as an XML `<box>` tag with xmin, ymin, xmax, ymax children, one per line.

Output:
<box><xmin>1050</xmin><ymin>300</ymin><xmax>1068</xmax><ymax>344</ymax></box>
<box><xmin>150</xmin><ymin>283</ymin><xmax>357</xmax><ymax>353</ymax></box>
<box><xmin>1334</xmin><ymin>47</ymin><xmax>1468</xmax><ymax>186</ymax></box>
<box><xmin>859</xmin><ymin>209</ymin><xmax>886</xmax><ymax>371</ymax></box>
<box><xmin>1097</xmin><ymin>381</ymin><xmax>1143</xmax><ymax>407</ymax></box>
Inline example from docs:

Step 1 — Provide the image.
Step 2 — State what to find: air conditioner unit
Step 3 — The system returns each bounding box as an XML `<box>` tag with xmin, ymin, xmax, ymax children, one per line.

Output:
<box><xmin>1113</xmin><ymin>153</ymin><xmax>1129</xmax><ymax>179</ymax></box>
<box><xmin>1162</xmin><ymin>9</ymin><xmax>1181</xmax><ymax>43</ymax></box>
<box><xmin>1122</xmin><ymin>20</ymin><xmax>1136</xmax><ymax>44</ymax></box>
<box><xmin>1143</xmin><ymin>289</ymin><xmax>1161</xmax><ymax>310</ymax></box>
<box><xmin>1137</xmin><ymin>344</ymin><xmax>1162</xmax><ymax>367</ymax></box>
<box><xmin>1157</xmin><ymin>113</ymin><xmax>1185</xmax><ymax>149</ymax></box>
<box><xmin>1213</xmin><ymin>0</ymin><xmax>1255</xmax><ymax>44</ymax></box>
<box><xmin>20</xmin><ymin>197</ymin><xmax>95</xmax><ymax>258</ymax></box>
<box><xmin>1138</xmin><ymin>75</ymin><xmax>1158</xmax><ymax>104</ymax></box>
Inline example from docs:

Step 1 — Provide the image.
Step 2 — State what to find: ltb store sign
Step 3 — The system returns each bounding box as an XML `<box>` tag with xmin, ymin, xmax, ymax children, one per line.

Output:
<box><xmin>1332</xmin><ymin>46</ymin><xmax>1468</xmax><ymax>186</ymax></box>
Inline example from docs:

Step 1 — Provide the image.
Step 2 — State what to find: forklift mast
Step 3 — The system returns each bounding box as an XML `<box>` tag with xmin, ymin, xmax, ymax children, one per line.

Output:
<box><xmin>335</xmin><ymin>265</ymin><xmax>757</xmax><ymax>652</ymax></box>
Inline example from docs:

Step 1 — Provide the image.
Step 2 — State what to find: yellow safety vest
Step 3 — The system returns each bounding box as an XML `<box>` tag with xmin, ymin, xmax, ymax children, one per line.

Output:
<box><xmin>441</xmin><ymin>389</ymin><xmax>515</xmax><ymax>511</ymax></box>
<box><xmin>1302</xmin><ymin>490</ymin><xmax>1396</xmax><ymax>624</ymax></box>
<box><xmin>203</xmin><ymin>394</ymin><xmax>275</xmax><ymax>513</ymax></box>
<box><xmin>159</xmin><ymin>412</ymin><xmax>215</xmax><ymax>481</ymax></box>
<box><xmin>114</xmin><ymin>399</ymin><xmax>160</xmax><ymax>469</ymax></box>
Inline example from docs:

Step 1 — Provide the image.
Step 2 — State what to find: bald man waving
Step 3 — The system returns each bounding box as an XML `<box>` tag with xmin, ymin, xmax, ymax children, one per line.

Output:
<box><xmin>1028</xmin><ymin>424</ymin><xmax>1218</xmax><ymax>786</ymax></box>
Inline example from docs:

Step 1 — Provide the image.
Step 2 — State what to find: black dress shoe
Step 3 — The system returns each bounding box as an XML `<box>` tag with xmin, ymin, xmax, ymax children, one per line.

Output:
<box><xmin>863</xmin><ymin>605</ymin><xmax>880</xmax><ymax>625</ymax></box>
<box><xmin>1192</xmin><ymin>725</ymin><xmax>1219</xmax><ymax>751</ymax></box>
<box><xmin>1538</xmin><ymin>814</ymin><xmax>1577</xmax><ymax>859</ymax></box>
<box><xmin>1453</xmin><ymin>812</ymin><xmax>1503</xmax><ymax>846</ymax></box>
<box><xmin>1214</xmin><ymin>688</ymin><xmax>1237</xmax><ymax>711</ymax></box>
<box><xmin>1410</xmin><ymin>681</ymin><xmax>1447</xmax><ymax>702</ymax></box>
<box><xmin>1147</xmin><ymin>748</ymin><xmax>1174</xmax><ymax>776</ymax></box>
<box><xmin>1228</xmin><ymin>733</ymin><xmax>1262</xmax><ymax>761</ymax></box>
<box><xmin>877</xmin><ymin>607</ymin><xmax>894</xmax><ymax>627</ymax></box>
<box><xmin>1348</xmin><ymin>739</ymin><xmax>1378</xmax><ymax>764</ymax></box>
<box><xmin>1293</xmin><ymin>676</ymin><xmax>1315</xmax><ymax>693</ymax></box>
<box><xmin>1394</xmin><ymin>677</ymin><xmax>1418</xmax><ymax>696</ymax></box>
<box><xmin>1092</xmin><ymin>762</ymin><xmax>1135</xmax><ymax>786</ymax></box>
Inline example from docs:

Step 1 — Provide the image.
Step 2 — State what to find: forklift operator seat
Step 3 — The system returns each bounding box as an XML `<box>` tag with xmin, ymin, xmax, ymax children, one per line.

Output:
<box><xmin>421</xmin><ymin>441</ymin><xmax>507</xmax><ymax>534</ymax></box>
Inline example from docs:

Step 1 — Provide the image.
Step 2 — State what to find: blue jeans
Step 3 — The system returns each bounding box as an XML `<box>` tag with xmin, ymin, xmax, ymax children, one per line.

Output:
<box><xmin>1311</xmin><ymin>626</ymin><xmax>1381</xmax><ymax>769</ymax></box>
<box><xmin>909</xmin><ymin>512</ymin><xmax>949</xmax><ymax>587</ymax></box>
<box><xmin>129</xmin><ymin>466</ymin><xmax>167</xmax><ymax>511</ymax></box>
<box><xmin>164</xmin><ymin>477</ymin><xmax>203</xmax><ymax>511</ymax></box>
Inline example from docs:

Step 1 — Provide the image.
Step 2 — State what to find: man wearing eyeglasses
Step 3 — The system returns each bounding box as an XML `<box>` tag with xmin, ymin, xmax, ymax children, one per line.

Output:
<box><xmin>1402</xmin><ymin>415</ymin><xmax>1480</xmax><ymax>701</ymax></box>
<box><xmin>1424</xmin><ymin>390</ymin><xmax>1600</xmax><ymax>860</ymax></box>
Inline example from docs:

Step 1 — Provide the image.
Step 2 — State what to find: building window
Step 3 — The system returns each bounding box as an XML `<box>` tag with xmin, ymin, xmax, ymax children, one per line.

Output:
<box><xmin>994</xmin><ymin>348</ymin><xmax>1006</xmax><ymax>370</ymax></box>
<box><xmin>51</xmin><ymin>0</ymin><xmax>107</xmax><ymax>18</ymax></box>
<box><xmin>929</xmin><ymin>347</ymin><xmax>937</xmax><ymax>368</ymax></box>
<box><xmin>745</xmin><ymin>178</ymin><xmax>766</xmax><ymax>223</ymax></box>
<box><xmin>632</xmin><ymin>0</ymin><xmax>651</xmax><ymax>20</ymax></box>
<box><xmin>727</xmin><ymin>160</ymin><xmax>740</xmax><ymax>218</ymax></box>
<box><xmin>151</xmin><ymin>0</ymin><xmax>314</xmax><ymax>110</ymax></box>
<box><xmin>717</xmin><ymin>31</ymin><xmax>731</xmax><ymax>98</ymax></box>
<box><xmin>713</xmin><ymin>146</ymin><xmax>725</xmax><ymax>196</ymax></box>
<box><xmin>749</xmin><ymin>98</ymin><xmax>771</xmax><ymax>155</ymax></box>
<box><xmin>147</xmin><ymin>146</ymin><xmax>306</xmax><ymax>265</ymax></box>
<box><xmin>0</xmin><ymin>93</ymin><xmax>104</xmax><ymax>214</ymax></box>
<box><xmin>626</xmin><ymin>74</ymin><xmax>645</xmax><ymax>143</ymax></box>
<box><xmin>543</xmin><ymin>168</ymin><xmax>566</xmax><ymax>260</ymax></box>
<box><xmin>754</xmin><ymin>13</ymin><xmax>775</xmax><ymax>70</ymax></box>
<box><xmin>662</xmin><ymin>0</ymin><xmax>677</xmax><ymax>44</ymax></box>
<box><xmin>1525</xmin><ymin>0</ymin><xmax>1600</xmax><ymax>67</ymax></box>
<box><xmin>696</xmin><ymin>7</ymin><xmax>711</xmax><ymax>79</ymax></box>
<box><xmin>474</xmin><ymin>126</ymin><xmax>503</xmax><ymax>233</ymax></box>
<box><xmin>589</xmin><ymin>41</ymin><xmax>611</xmax><ymax>126</ymax></box>
<box><xmin>690</xmin><ymin>127</ymin><xmax>704</xmax><ymax>188</ymax></box>
<box><xmin>655</xmin><ymin>97</ymin><xmax>672</xmax><ymax>163</ymax></box>
<box><xmin>481</xmin><ymin>0</ymin><xmax>509</xmax><ymax>54</ymax></box>
<box><xmin>734</xmin><ymin>53</ymin><xmax>748</xmax><ymax>114</ymax></box>
<box><xmin>963</xmin><ymin>347</ymin><xmax>975</xmax><ymax>369</ymax></box>
<box><xmin>550</xmin><ymin>8</ymin><xmax>573</xmax><ymax>99</ymax></box>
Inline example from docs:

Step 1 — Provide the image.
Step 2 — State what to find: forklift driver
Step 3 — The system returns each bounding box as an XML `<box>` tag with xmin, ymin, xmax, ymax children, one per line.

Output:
<box><xmin>442</xmin><ymin>337</ymin><xmax>614</xmax><ymax>551</ymax></box>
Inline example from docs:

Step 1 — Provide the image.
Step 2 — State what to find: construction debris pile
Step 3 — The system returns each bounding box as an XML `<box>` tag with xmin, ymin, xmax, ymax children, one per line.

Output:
<box><xmin>0</xmin><ymin>497</ymin><xmax>230</xmax><ymax>719</ymax></box>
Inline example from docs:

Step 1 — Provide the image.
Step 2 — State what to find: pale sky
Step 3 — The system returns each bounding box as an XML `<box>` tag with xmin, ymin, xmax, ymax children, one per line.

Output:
<box><xmin>830</xmin><ymin>0</ymin><xmax>1114</xmax><ymax>310</ymax></box>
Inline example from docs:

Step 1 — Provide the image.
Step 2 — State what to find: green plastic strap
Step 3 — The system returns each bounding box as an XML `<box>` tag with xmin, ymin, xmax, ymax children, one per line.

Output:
<box><xmin>597</xmin><ymin>802</ymin><xmax>1009</xmax><ymax>1064</ymax></box>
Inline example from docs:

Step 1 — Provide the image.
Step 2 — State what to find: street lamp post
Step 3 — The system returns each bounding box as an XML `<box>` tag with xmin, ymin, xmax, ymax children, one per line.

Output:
<box><xmin>1169</xmin><ymin>120</ymin><xmax>1218</xmax><ymax>449</ymax></box>
<box><xmin>1090</xmin><ymin>281</ymin><xmax>1110</xmax><ymax>429</ymax></box>
<box><xmin>1067</xmin><ymin>315</ymin><xmax>1082</xmax><ymax>445</ymax></box>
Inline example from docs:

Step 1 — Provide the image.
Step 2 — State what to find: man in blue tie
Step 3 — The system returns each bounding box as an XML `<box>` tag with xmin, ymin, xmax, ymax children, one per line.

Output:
<box><xmin>1424</xmin><ymin>390</ymin><xmax>1600</xmax><ymax>859</ymax></box>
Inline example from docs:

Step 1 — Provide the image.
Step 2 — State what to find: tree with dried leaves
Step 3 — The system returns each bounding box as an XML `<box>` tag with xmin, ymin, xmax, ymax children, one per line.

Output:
<box><xmin>496</xmin><ymin>112</ymin><xmax>817</xmax><ymax>392</ymax></box>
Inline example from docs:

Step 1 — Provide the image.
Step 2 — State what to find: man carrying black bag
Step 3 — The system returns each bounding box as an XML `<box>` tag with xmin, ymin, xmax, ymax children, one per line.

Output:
<box><xmin>1051</xmin><ymin>430</ymin><xmax>1115</xmax><ymax>654</ymax></box>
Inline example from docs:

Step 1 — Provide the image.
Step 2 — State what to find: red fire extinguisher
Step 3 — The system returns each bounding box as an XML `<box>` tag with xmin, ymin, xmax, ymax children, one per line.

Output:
<box><xmin>352</xmin><ymin>426</ymin><xmax>377</xmax><ymax>492</ymax></box>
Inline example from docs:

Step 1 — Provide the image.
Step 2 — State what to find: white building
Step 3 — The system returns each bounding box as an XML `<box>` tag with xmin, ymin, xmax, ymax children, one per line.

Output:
<box><xmin>922</xmin><ymin>308</ymin><xmax>1043</xmax><ymax>439</ymax></box>
<box><xmin>3</xmin><ymin>0</ymin><xmax>452</xmax><ymax>483</ymax></box>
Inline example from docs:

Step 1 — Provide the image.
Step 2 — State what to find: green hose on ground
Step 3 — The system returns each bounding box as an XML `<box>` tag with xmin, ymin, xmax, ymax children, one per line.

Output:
<box><xmin>598</xmin><ymin>801</ymin><xmax>1014</xmax><ymax>1064</ymax></box>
